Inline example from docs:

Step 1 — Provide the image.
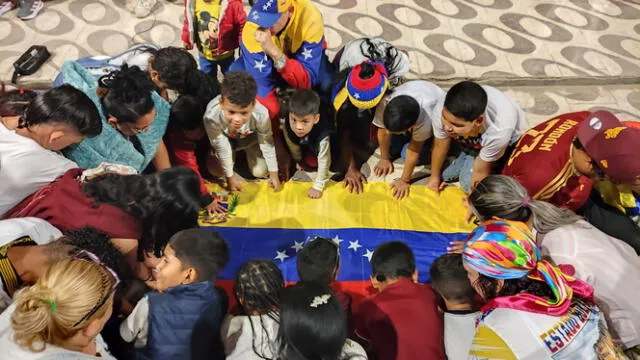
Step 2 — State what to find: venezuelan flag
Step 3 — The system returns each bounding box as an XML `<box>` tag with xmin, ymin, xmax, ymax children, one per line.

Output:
<box><xmin>202</xmin><ymin>182</ymin><xmax>474</xmax><ymax>306</ymax></box>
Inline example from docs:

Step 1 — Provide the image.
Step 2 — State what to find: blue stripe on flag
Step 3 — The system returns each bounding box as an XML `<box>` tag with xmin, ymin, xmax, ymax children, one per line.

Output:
<box><xmin>204</xmin><ymin>227</ymin><xmax>468</xmax><ymax>283</ymax></box>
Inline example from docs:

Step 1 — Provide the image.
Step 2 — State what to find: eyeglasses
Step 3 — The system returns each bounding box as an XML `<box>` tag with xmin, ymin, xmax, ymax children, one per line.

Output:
<box><xmin>72</xmin><ymin>250</ymin><xmax>121</xmax><ymax>327</ymax></box>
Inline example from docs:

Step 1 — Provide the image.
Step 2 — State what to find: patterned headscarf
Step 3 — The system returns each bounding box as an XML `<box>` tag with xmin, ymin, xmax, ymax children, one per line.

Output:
<box><xmin>462</xmin><ymin>219</ymin><xmax>593</xmax><ymax>316</ymax></box>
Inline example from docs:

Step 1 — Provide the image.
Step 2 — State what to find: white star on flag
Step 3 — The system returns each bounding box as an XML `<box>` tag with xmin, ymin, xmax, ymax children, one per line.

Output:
<box><xmin>301</xmin><ymin>47</ymin><xmax>313</xmax><ymax>60</ymax></box>
<box><xmin>353</xmin><ymin>92</ymin><xmax>361</xmax><ymax>100</ymax></box>
<box><xmin>274</xmin><ymin>250</ymin><xmax>289</xmax><ymax>263</ymax></box>
<box><xmin>348</xmin><ymin>240</ymin><xmax>362</xmax><ymax>252</ymax></box>
<box><xmin>252</xmin><ymin>11</ymin><xmax>260</xmax><ymax>20</ymax></box>
<box><xmin>291</xmin><ymin>241</ymin><xmax>304</xmax><ymax>253</ymax></box>
<box><xmin>254</xmin><ymin>59</ymin><xmax>266</xmax><ymax>72</ymax></box>
<box><xmin>363</xmin><ymin>249</ymin><xmax>374</xmax><ymax>262</ymax></box>
<box><xmin>332</xmin><ymin>235</ymin><xmax>343</xmax><ymax>246</ymax></box>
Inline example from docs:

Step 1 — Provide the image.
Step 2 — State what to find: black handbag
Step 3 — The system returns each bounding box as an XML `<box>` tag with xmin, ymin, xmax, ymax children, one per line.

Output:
<box><xmin>11</xmin><ymin>45</ymin><xmax>51</xmax><ymax>84</ymax></box>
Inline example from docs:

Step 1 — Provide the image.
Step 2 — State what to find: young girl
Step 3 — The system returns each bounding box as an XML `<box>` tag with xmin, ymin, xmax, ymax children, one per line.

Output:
<box><xmin>3</xmin><ymin>167</ymin><xmax>202</xmax><ymax>284</ymax></box>
<box><xmin>222</xmin><ymin>260</ymin><xmax>283</xmax><ymax>360</ymax></box>
<box><xmin>58</xmin><ymin>62</ymin><xmax>171</xmax><ymax>173</ymax></box>
<box><xmin>0</xmin><ymin>257</ymin><xmax>119</xmax><ymax>359</ymax></box>
<box><xmin>464</xmin><ymin>175</ymin><xmax>640</xmax><ymax>355</ymax></box>
<box><xmin>0</xmin><ymin>86</ymin><xmax>101</xmax><ymax>217</ymax></box>
<box><xmin>182</xmin><ymin>0</ymin><xmax>247</xmax><ymax>78</ymax></box>
<box><xmin>278</xmin><ymin>281</ymin><xmax>367</xmax><ymax>360</ymax></box>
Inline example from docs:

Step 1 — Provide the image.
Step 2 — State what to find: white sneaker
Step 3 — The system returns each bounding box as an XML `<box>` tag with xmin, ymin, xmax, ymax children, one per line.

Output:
<box><xmin>0</xmin><ymin>1</ymin><xmax>16</xmax><ymax>16</ymax></box>
<box><xmin>17</xmin><ymin>0</ymin><xmax>43</xmax><ymax>20</ymax></box>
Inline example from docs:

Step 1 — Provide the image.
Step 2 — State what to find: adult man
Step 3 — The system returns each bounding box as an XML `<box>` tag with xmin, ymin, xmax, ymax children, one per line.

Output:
<box><xmin>231</xmin><ymin>0</ymin><xmax>332</xmax><ymax>121</ymax></box>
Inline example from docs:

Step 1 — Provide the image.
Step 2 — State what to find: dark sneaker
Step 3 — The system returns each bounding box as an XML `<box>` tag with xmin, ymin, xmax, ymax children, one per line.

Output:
<box><xmin>17</xmin><ymin>0</ymin><xmax>43</xmax><ymax>20</ymax></box>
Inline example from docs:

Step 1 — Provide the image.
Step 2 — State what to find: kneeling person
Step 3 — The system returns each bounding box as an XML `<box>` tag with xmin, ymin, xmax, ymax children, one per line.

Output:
<box><xmin>284</xmin><ymin>89</ymin><xmax>332</xmax><ymax>199</ymax></box>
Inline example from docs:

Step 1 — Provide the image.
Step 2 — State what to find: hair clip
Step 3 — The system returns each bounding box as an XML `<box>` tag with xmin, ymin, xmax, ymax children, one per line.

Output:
<box><xmin>39</xmin><ymin>297</ymin><xmax>57</xmax><ymax>313</ymax></box>
<box><xmin>310</xmin><ymin>294</ymin><xmax>331</xmax><ymax>308</ymax></box>
<box><xmin>521</xmin><ymin>196</ymin><xmax>530</xmax><ymax>208</ymax></box>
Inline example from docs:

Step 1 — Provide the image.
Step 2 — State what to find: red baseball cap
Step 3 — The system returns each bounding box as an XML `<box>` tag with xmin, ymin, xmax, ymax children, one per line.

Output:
<box><xmin>577</xmin><ymin>110</ymin><xmax>640</xmax><ymax>183</ymax></box>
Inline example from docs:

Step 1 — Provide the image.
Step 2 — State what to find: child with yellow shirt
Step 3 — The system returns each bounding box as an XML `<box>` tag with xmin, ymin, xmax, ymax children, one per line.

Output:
<box><xmin>182</xmin><ymin>0</ymin><xmax>247</xmax><ymax>78</ymax></box>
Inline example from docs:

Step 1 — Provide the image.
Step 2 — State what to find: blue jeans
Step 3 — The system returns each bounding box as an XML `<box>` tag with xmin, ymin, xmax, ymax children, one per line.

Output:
<box><xmin>397</xmin><ymin>136</ymin><xmax>430</xmax><ymax>164</ymax></box>
<box><xmin>199</xmin><ymin>54</ymin><xmax>235</xmax><ymax>78</ymax></box>
<box><xmin>442</xmin><ymin>152</ymin><xmax>475</xmax><ymax>193</ymax></box>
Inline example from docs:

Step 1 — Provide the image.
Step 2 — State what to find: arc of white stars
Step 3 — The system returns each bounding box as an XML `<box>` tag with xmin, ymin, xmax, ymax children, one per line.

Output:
<box><xmin>363</xmin><ymin>249</ymin><xmax>374</xmax><ymax>262</ymax></box>
<box><xmin>332</xmin><ymin>235</ymin><xmax>343</xmax><ymax>246</ymax></box>
<box><xmin>291</xmin><ymin>241</ymin><xmax>304</xmax><ymax>253</ymax></box>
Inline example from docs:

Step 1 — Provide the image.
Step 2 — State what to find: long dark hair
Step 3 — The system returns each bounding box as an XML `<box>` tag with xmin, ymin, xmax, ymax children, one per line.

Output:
<box><xmin>277</xmin><ymin>282</ymin><xmax>348</xmax><ymax>360</ymax></box>
<box><xmin>1</xmin><ymin>85</ymin><xmax>101</xmax><ymax>137</ymax></box>
<box><xmin>82</xmin><ymin>167</ymin><xmax>202</xmax><ymax>259</ymax></box>
<box><xmin>100</xmin><ymin>65</ymin><xmax>155</xmax><ymax>124</ymax></box>
<box><xmin>234</xmin><ymin>260</ymin><xmax>284</xmax><ymax>360</ymax></box>
<box><xmin>473</xmin><ymin>274</ymin><xmax>556</xmax><ymax>301</ymax></box>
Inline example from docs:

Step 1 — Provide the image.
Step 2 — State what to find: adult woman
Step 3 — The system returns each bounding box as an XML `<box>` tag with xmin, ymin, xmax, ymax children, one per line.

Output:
<box><xmin>464</xmin><ymin>175</ymin><xmax>640</xmax><ymax>354</ymax></box>
<box><xmin>0</xmin><ymin>257</ymin><xmax>118</xmax><ymax>359</ymax></box>
<box><xmin>59</xmin><ymin>62</ymin><xmax>170</xmax><ymax>173</ymax></box>
<box><xmin>0</xmin><ymin>86</ymin><xmax>101</xmax><ymax>217</ymax></box>
<box><xmin>462</xmin><ymin>219</ymin><xmax>625</xmax><ymax>359</ymax></box>
<box><xmin>3</xmin><ymin>167</ymin><xmax>202</xmax><ymax>282</ymax></box>
<box><xmin>277</xmin><ymin>281</ymin><xmax>367</xmax><ymax>360</ymax></box>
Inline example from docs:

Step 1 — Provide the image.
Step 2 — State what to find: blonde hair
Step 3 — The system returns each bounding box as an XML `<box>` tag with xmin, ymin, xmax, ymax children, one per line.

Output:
<box><xmin>11</xmin><ymin>258</ymin><xmax>116</xmax><ymax>352</ymax></box>
<box><xmin>469</xmin><ymin>175</ymin><xmax>583</xmax><ymax>235</ymax></box>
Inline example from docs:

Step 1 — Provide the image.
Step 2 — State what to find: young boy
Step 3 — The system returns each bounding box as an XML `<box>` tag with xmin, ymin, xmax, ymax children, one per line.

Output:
<box><xmin>354</xmin><ymin>241</ymin><xmax>444</xmax><ymax>360</ymax></box>
<box><xmin>120</xmin><ymin>228</ymin><xmax>230</xmax><ymax>360</ymax></box>
<box><xmin>372</xmin><ymin>80</ymin><xmax>445</xmax><ymax>200</ymax></box>
<box><xmin>182</xmin><ymin>0</ymin><xmax>246</xmax><ymax>78</ymax></box>
<box><xmin>284</xmin><ymin>89</ymin><xmax>332</xmax><ymax>199</ymax></box>
<box><xmin>428</xmin><ymin>81</ymin><xmax>526</xmax><ymax>193</ymax></box>
<box><xmin>296</xmin><ymin>236</ymin><xmax>351</xmax><ymax>317</ymax></box>
<box><xmin>203</xmin><ymin>71</ymin><xmax>281</xmax><ymax>192</ymax></box>
<box><xmin>430</xmin><ymin>253</ymin><xmax>480</xmax><ymax>360</ymax></box>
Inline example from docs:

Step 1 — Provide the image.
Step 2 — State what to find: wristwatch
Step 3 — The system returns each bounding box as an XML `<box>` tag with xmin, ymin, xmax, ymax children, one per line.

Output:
<box><xmin>274</xmin><ymin>54</ymin><xmax>287</xmax><ymax>71</ymax></box>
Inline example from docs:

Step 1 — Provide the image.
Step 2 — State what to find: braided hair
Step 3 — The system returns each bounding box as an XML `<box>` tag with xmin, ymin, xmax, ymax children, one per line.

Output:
<box><xmin>234</xmin><ymin>260</ymin><xmax>284</xmax><ymax>360</ymax></box>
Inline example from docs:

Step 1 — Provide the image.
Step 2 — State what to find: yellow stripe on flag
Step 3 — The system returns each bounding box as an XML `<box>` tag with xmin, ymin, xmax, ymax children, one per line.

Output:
<box><xmin>205</xmin><ymin>181</ymin><xmax>473</xmax><ymax>234</ymax></box>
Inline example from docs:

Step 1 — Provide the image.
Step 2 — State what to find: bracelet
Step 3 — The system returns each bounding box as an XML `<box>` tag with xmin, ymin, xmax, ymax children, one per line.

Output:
<box><xmin>274</xmin><ymin>54</ymin><xmax>287</xmax><ymax>70</ymax></box>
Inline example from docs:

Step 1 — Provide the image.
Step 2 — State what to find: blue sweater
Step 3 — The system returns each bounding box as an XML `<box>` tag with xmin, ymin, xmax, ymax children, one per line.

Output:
<box><xmin>59</xmin><ymin>61</ymin><xmax>170</xmax><ymax>172</ymax></box>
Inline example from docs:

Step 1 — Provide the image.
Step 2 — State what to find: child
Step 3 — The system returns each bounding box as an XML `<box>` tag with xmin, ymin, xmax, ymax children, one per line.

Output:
<box><xmin>372</xmin><ymin>80</ymin><xmax>445</xmax><ymax>200</ymax></box>
<box><xmin>354</xmin><ymin>241</ymin><xmax>444</xmax><ymax>360</ymax></box>
<box><xmin>284</xmin><ymin>89</ymin><xmax>332</xmax><ymax>199</ymax></box>
<box><xmin>277</xmin><ymin>281</ymin><xmax>367</xmax><ymax>359</ymax></box>
<box><xmin>120</xmin><ymin>228</ymin><xmax>230</xmax><ymax>360</ymax></box>
<box><xmin>182</xmin><ymin>0</ymin><xmax>246</xmax><ymax>79</ymax></box>
<box><xmin>204</xmin><ymin>71</ymin><xmax>281</xmax><ymax>192</ymax></box>
<box><xmin>296</xmin><ymin>236</ymin><xmax>351</xmax><ymax>318</ymax></box>
<box><xmin>430</xmin><ymin>253</ymin><xmax>480</xmax><ymax>360</ymax></box>
<box><xmin>428</xmin><ymin>81</ymin><xmax>526</xmax><ymax>193</ymax></box>
<box><xmin>222</xmin><ymin>259</ymin><xmax>283</xmax><ymax>360</ymax></box>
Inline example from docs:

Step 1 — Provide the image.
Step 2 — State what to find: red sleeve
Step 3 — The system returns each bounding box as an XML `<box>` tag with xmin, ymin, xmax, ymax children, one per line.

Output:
<box><xmin>233</xmin><ymin>2</ymin><xmax>247</xmax><ymax>46</ymax></box>
<box><xmin>353</xmin><ymin>299</ymin><xmax>374</xmax><ymax>349</ymax></box>
<box><xmin>166</xmin><ymin>132</ymin><xmax>208</xmax><ymax>195</ymax></box>
<box><xmin>278</xmin><ymin>58</ymin><xmax>311</xmax><ymax>89</ymax></box>
<box><xmin>181</xmin><ymin>0</ymin><xmax>191</xmax><ymax>45</ymax></box>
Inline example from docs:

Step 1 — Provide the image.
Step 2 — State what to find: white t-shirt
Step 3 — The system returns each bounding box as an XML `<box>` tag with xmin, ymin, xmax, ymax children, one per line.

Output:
<box><xmin>432</xmin><ymin>85</ymin><xmax>526</xmax><ymax>162</ymax></box>
<box><xmin>0</xmin><ymin>122</ymin><xmax>77</xmax><ymax>217</ymax></box>
<box><xmin>444</xmin><ymin>311</ymin><xmax>480</xmax><ymax>360</ymax></box>
<box><xmin>0</xmin><ymin>218</ymin><xmax>61</xmax><ymax>313</ymax></box>
<box><xmin>0</xmin><ymin>304</ymin><xmax>116</xmax><ymax>360</ymax></box>
<box><xmin>221</xmin><ymin>314</ymin><xmax>368</xmax><ymax>360</ymax></box>
<box><xmin>338</xmin><ymin>37</ymin><xmax>411</xmax><ymax>81</ymax></box>
<box><xmin>373</xmin><ymin>80</ymin><xmax>445</xmax><ymax>142</ymax></box>
<box><xmin>538</xmin><ymin>220</ymin><xmax>640</xmax><ymax>349</ymax></box>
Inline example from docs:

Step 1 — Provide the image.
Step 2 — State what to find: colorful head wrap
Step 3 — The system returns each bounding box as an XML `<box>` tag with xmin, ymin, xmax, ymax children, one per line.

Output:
<box><xmin>462</xmin><ymin>219</ymin><xmax>593</xmax><ymax>316</ymax></box>
<box><xmin>332</xmin><ymin>61</ymin><xmax>389</xmax><ymax>111</ymax></box>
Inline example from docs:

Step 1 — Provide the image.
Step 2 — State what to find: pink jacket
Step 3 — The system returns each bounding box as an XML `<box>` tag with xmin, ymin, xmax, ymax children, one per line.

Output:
<box><xmin>182</xmin><ymin>0</ymin><xmax>246</xmax><ymax>56</ymax></box>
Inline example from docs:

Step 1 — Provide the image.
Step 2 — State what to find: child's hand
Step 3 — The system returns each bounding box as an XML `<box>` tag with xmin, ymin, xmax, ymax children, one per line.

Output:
<box><xmin>183</xmin><ymin>41</ymin><xmax>193</xmax><ymax>50</ymax></box>
<box><xmin>427</xmin><ymin>176</ymin><xmax>447</xmax><ymax>194</ymax></box>
<box><xmin>374</xmin><ymin>159</ymin><xmax>394</xmax><ymax>177</ymax></box>
<box><xmin>447</xmin><ymin>241</ymin><xmax>467</xmax><ymax>254</ymax></box>
<box><xmin>226</xmin><ymin>176</ymin><xmax>244</xmax><ymax>192</ymax></box>
<box><xmin>205</xmin><ymin>198</ymin><xmax>228</xmax><ymax>215</ymax></box>
<box><xmin>296</xmin><ymin>163</ymin><xmax>303</xmax><ymax>171</ymax></box>
<box><xmin>307</xmin><ymin>188</ymin><xmax>322</xmax><ymax>199</ymax></box>
<box><xmin>269</xmin><ymin>172</ymin><xmax>282</xmax><ymax>192</ymax></box>
<box><xmin>390</xmin><ymin>178</ymin><xmax>410</xmax><ymax>200</ymax></box>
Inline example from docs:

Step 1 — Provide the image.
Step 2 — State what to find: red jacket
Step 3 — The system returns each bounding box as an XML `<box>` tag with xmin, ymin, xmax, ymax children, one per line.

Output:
<box><xmin>182</xmin><ymin>0</ymin><xmax>246</xmax><ymax>56</ymax></box>
<box><xmin>2</xmin><ymin>169</ymin><xmax>142</xmax><ymax>239</ymax></box>
<box><xmin>165</xmin><ymin>130</ymin><xmax>209</xmax><ymax>195</ymax></box>
<box><xmin>502</xmin><ymin>112</ymin><xmax>593</xmax><ymax>211</ymax></box>
<box><xmin>354</xmin><ymin>279</ymin><xmax>445</xmax><ymax>360</ymax></box>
